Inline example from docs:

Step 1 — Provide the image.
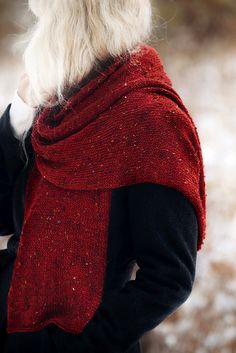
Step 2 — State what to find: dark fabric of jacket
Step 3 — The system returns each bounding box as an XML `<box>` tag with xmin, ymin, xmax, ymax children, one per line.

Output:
<box><xmin>0</xmin><ymin>57</ymin><xmax>199</xmax><ymax>351</ymax></box>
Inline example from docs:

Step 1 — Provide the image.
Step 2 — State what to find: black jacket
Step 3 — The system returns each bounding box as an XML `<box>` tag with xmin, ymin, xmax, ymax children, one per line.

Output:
<box><xmin>0</xmin><ymin>102</ymin><xmax>199</xmax><ymax>353</ymax></box>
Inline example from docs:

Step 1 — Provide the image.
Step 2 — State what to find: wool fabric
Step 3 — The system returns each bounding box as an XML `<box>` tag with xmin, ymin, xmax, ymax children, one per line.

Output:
<box><xmin>6</xmin><ymin>42</ymin><xmax>206</xmax><ymax>334</ymax></box>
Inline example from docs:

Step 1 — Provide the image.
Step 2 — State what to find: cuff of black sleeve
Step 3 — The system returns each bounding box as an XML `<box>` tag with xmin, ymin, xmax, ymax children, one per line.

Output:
<box><xmin>7</xmin><ymin>235</ymin><xmax>18</xmax><ymax>257</ymax></box>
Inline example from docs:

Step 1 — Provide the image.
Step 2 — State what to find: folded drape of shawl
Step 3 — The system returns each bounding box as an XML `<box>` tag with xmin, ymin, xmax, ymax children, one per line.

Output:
<box><xmin>7</xmin><ymin>42</ymin><xmax>206</xmax><ymax>334</ymax></box>
<box><xmin>31</xmin><ymin>42</ymin><xmax>206</xmax><ymax>246</ymax></box>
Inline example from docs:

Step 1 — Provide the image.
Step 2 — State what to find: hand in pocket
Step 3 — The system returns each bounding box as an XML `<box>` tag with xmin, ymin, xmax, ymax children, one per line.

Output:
<box><xmin>0</xmin><ymin>234</ymin><xmax>14</xmax><ymax>251</ymax></box>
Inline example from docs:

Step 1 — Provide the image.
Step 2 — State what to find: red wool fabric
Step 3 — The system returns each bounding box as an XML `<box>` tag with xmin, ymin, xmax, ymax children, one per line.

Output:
<box><xmin>7</xmin><ymin>42</ymin><xmax>206</xmax><ymax>334</ymax></box>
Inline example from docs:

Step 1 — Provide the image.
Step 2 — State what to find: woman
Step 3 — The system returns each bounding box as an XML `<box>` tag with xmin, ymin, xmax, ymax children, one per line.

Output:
<box><xmin>0</xmin><ymin>1</ymin><xmax>206</xmax><ymax>353</ymax></box>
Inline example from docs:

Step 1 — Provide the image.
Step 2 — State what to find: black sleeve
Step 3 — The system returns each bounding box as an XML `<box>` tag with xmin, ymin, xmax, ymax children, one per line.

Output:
<box><xmin>50</xmin><ymin>182</ymin><xmax>199</xmax><ymax>353</ymax></box>
<box><xmin>0</xmin><ymin>104</ymin><xmax>25</xmax><ymax>237</ymax></box>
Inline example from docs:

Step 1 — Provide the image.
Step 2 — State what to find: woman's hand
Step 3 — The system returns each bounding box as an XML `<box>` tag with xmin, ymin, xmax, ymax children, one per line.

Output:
<box><xmin>0</xmin><ymin>234</ymin><xmax>14</xmax><ymax>251</ymax></box>
<box><xmin>17</xmin><ymin>73</ymin><xmax>38</xmax><ymax>108</ymax></box>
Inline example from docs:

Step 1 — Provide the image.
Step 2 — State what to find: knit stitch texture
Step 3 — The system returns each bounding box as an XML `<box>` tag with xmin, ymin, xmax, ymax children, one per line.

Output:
<box><xmin>7</xmin><ymin>42</ymin><xmax>206</xmax><ymax>334</ymax></box>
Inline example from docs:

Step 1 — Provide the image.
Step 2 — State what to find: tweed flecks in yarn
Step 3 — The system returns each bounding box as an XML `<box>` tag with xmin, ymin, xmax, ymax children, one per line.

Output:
<box><xmin>7</xmin><ymin>42</ymin><xmax>206</xmax><ymax>334</ymax></box>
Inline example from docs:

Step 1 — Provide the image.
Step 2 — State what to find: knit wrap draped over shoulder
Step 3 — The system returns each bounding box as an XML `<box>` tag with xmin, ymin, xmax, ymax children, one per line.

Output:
<box><xmin>7</xmin><ymin>42</ymin><xmax>206</xmax><ymax>334</ymax></box>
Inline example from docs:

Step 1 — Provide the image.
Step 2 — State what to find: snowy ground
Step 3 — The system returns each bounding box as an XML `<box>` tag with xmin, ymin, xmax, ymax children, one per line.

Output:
<box><xmin>0</xmin><ymin>42</ymin><xmax>236</xmax><ymax>353</ymax></box>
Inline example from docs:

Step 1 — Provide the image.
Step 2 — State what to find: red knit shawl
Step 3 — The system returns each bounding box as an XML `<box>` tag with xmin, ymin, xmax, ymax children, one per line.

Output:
<box><xmin>7</xmin><ymin>42</ymin><xmax>206</xmax><ymax>334</ymax></box>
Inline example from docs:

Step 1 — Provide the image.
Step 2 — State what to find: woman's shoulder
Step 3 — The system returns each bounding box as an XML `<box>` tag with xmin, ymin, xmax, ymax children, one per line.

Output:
<box><xmin>0</xmin><ymin>102</ymin><xmax>28</xmax><ymax>183</ymax></box>
<box><xmin>0</xmin><ymin>103</ymin><xmax>20</xmax><ymax>148</ymax></box>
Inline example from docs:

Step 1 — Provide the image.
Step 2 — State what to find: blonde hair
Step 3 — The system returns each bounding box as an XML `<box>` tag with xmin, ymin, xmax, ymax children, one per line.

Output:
<box><xmin>17</xmin><ymin>0</ymin><xmax>153</xmax><ymax>109</ymax></box>
<box><xmin>13</xmin><ymin>0</ymin><xmax>153</xmax><ymax>158</ymax></box>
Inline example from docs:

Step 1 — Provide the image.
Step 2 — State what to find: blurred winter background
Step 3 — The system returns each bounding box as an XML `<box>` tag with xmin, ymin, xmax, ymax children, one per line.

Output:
<box><xmin>0</xmin><ymin>0</ymin><xmax>235</xmax><ymax>352</ymax></box>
